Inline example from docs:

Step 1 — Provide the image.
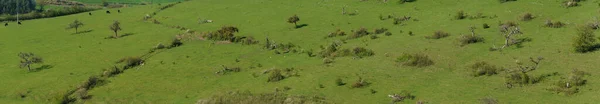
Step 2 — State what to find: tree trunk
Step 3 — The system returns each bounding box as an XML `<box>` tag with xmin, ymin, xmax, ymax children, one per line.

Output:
<box><xmin>294</xmin><ymin>22</ymin><xmax>297</xmax><ymax>27</ymax></box>
<box><xmin>114</xmin><ymin>31</ymin><xmax>119</xmax><ymax>38</ymax></box>
<box><xmin>27</xmin><ymin>65</ymin><xmax>31</xmax><ymax>72</ymax></box>
<box><xmin>75</xmin><ymin>27</ymin><xmax>78</xmax><ymax>33</ymax></box>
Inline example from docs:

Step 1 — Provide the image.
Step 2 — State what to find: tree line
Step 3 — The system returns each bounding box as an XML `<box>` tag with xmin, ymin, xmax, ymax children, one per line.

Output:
<box><xmin>0</xmin><ymin>0</ymin><xmax>37</xmax><ymax>15</ymax></box>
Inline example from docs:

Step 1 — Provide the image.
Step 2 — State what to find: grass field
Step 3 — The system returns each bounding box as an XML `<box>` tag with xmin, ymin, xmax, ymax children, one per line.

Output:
<box><xmin>2</xmin><ymin>0</ymin><xmax>600</xmax><ymax>103</ymax></box>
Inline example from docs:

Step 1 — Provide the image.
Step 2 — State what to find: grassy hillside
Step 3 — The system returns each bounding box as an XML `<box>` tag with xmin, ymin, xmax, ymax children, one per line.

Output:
<box><xmin>2</xmin><ymin>0</ymin><xmax>600</xmax><ymax>103</ymax></box>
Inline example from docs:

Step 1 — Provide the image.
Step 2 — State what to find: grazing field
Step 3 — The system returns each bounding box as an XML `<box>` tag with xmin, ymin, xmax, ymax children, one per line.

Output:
<box><xmin>2</xmin><ymin>0</ymin><xmax>600</xmax><ymax>103</ymax></box>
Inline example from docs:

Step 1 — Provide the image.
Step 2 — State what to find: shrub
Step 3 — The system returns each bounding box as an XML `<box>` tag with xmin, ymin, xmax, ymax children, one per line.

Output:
<box><xmin>155</xmin><ymin>43</ymin><xmax>166</xmax><ymax>50</ymax></box>
<box><xmin>268</xmin><ymin>69</ymin><xmax>285</xmax><ymax>82</ymax></box>
<box><xmin>573</xmin><ymin>25</ymin><xmax>597</xmax><ymax>53</ymax></box>
<box><xmin>351</xmin><ymin>77</ymin><xmax>368</xmax><ymax>88</ymax></box>
<box><xmin>455</xmin><ymin>10</ymin><xmax>467</xmax><ymax>20</ymax></box>
<box><xmin>335</xmin><ymin>78</ymin><xmax>346</xmax><ymax>86</ymax></box>
<box><xmin>348</xmin><ymin>27</ymin><xmax>371</xmax><ymax>39</ymax></box>
<box><xmin>205</xmin><ymin>26</ymin><xmax>239</xmax><ymax>41</ymax></box>
<box><xmin>241</xmin><ymin>36</ymin><xmax>259</xmax><ymax>45</ymax></box>
<box><xmin>408</xmin><ymin>31</ymin><xmax>414</xmax><ymax>36</ymax></box>
<box><xmin>170</xmin><ymin>38</ymin><xmax>183</xmax><ymax>48</ymax></box>
<box><xmin>0</xmin><ymin>6</ymin><xmax>99</xmax><ymax>22</ymax></box>
<box><xmin>458</xmin><ymin>35</ymin><xmax>484</xmax><ymax>46</ymax></box>
<box><xmin>350</xmin><ymin>47</ymin><xmax>375</xmax><ymax>58</ymax></box>
<box><xmin>80</xmin><ymin>76</ymin><xmax>106</xmax><ymax>90</ymax></box>
<box><xmin>519</xmin><ymin>13</ymin><xmax>534</xmax><ymax>21</ymax></box>
<box><xmin>374</xmin><ymin>28</ymin><xmax>389</xmax><ymax>34</ymax></box>
<box><xmin>396</xmin><ymin>53</ymin><xmax>434</xmax><ymax>67</ymax></box>
<box><xmin>195</xmin><ymin>91</ymin><xmax>327</xmax><ymax>104</ymax></box>
<box><xmin>544</xmin><ymin>20</ymin><xmax>566</xmax><ymax>28</ymax></box>
<box><xmin>389</xmin><ymin>90</ymin><xmax>415</xmax><ymax>103</ymax></box>
<box><xmin>385</xmin><ymin>32</ymin><xmax>392</xmax><ymax>36</ymax></box>
<box><xmin>483</xmin><ymin>23</ymin><xmax>490</xmax><ymax>29</ymax></box>
<box><xmin>499</xmin><ymin>0</ymin><xmax>517</xmax><ymax>3</ymax></box>
<box><xmin>327</xmin><ymin>29</ymin><xmax>346</xmax><ymax>38</ymax></box>
<box><xmin>117</xmin><ymin>56</ymin><xmax>144</xmax><ymax>69</ymax></box>
<box><xmin>479</xmin><ymin>97</ymin><xmax>498</xmax><ymax>104</ymax></box>
<box><xmin>548</xmin><ymin>69</ymin><xmax>589</xmax><ymax>95</ymax></box>
<box><xmin>216</xmin><ymin>65</ymin><xmax>242</xmax><ymax>75</ymax></box>
<box><xmin>370</xmin><ymin>35</ymin><xmax>379</xmax><ymax>39</ymax></box>
<box><xmin>470</xmin><ymin>61</ymin><xmax>499</xmax><ymax>77</ymax></box>
<box><xmin>563</xmin><ymin>0</ymin><xmax>579</xmax><ymax>7</ymax></box>
<box><xmin>426</xmin><ymin>30</ymin><xmax>450</xmax><ymax>39</ymax></box>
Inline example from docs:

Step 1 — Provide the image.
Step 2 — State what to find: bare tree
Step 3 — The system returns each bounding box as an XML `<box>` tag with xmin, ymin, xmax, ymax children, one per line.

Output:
<box><xmin>18</xmin><ymin>52</ymin><xmax>43</xmax><ymax>72</ymax></box>
<box><xmin>109</xmin><ymin>20</ymin><xmax>122</xmax><ymax>38</ymax></box>
<box><xmin>66</xmin><ymin>20</ymin><xmax>84</xmax><ymax>33</ymax></box>
<box><xmin>499</xmin><ymin>24</ymin><xmax>522</xmax><ymax>49</ymax></box>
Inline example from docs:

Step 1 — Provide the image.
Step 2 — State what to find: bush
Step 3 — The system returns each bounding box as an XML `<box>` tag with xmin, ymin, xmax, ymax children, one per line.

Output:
<box><xmin>351</xmin><ymin>77</ymin><xmax>368</xmax><ymax>88</ymax></box>
<box><xmin>117</xmin><ymin>56</ymin><xmax>144</xmax><ymax>69</ymax></box>
<box><xmin>479</xmin><ymin>97</ymin><xmax>498</xmax><ymax>104</ymax></box>
<box><xmin>483</xmin><ymin>23</ymin><xmax>490</xmax><ymax>29</ymax></box>
<box><xmin>470</xmin><ymin>61</ymin><xmax>499</xmax><ymax>77</ymax></box>
<box><xmin>385</xmin><ymin>32</ymin><xmax>392</xmax><ymax>36</ymax></box>
<box><xmin>519</xmin><ymin>13</ymin><xmax>534</xmax><ymax>21</ymax></box>
<box><xmin>573</xmin><ymin>25</ymin><xmax>597</xmax><ymax>53</ymax></box>
<box><xmin>544</xmin><ymin>20</ymin><xmax>566</xmax><ymax>28</ymax></box>
<box><xmin>268</xmin><ymin>69</ymin><xmax>285</xmax><ymax>82</ymax></box>
<box><xmin>499</xmin><ymin>0</ymin><xmax>517</xmax><ymax>3</ymax></box>
<box><xmin>426</xmin><ymin>30</ymin><xmax>450</xmax><ymax>39</ymax></box>
<box><xmin>396</xmin><ymin>53</ymin><xmax>434</xmax><ymax>67</ymax></box>
<box><xmin>80</xmin><ymin>76</ymin><xmax>106</xmax><ymax>90</ymax></box>
<box><xmin>455</xmin><ymin>10</ymin><xmax>467</xmax><ymax>20</ymax></box>
<box><xmin>548</xmin><ymin>69</ymin><xmax>589</xmax><ymax>95</ymax></box>
<box><xmin>390</xmin><ymin>90</ymin><xmax>415</xmax><ymax>103</ymax></box>
<box><xmin>563</xmin><ymin>0</ymin><xmax>579</xmax><ymax>7</ymax></box>
<box><xmin>348</xmin><ymin>27</ymin><xmax>371</xmax><ymax>39</ymax></box>
<box><xmin>0</xmin><ymin>6</ymin><xmax>98</xmax><ymax>22</ymax></box>
<box><xmin>458</xmin><ymin>35</ymin><xmax>484</xmax><ymax>46</ymax></box>
<box><xmin>195</xmin><ymin>91</ymin><xmax>328</xmax><ymax>104</ymax></box>
<box><xmin>204</xmin><ymin>26</ymin><xmax>239</xmax><ymax>41</ymax></box>
<box><xmin>327</xmin><ymin>29</ymin><xmax>347</xmax><ymax>38</ymax></box>
<box><xmin>334</xmin><ymin>47</ymin><xmax>375</xmax><ymax>58</ymax></box>
<box><xmin>170</xmin><ymin>38</ymin><xmax>183</xmax><ymax>48</ymax></box>
<box><xmin>241</xmin><ymin>36</ymin><xmax>259</xmax><ymax>45</ymax></box>
<box><xmin>335</xmin><ymin>78</ymin><xmax>346</xmax><ymax>86</ymax></box>
<box><xmin>374</xmin><ymin>28</ymin><xmax>388</xmax><ymax>34</ymax></box>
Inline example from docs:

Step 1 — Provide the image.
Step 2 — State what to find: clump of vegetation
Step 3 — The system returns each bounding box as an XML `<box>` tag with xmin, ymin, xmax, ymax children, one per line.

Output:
<box><xmin>544</xmin><ymin>20</ymin><xmax>566</xmax><ymax>28</ymax></box>
<box><xmin>385</xmin><ymin>32</ymin><xmax>392</xmax><ymax>36</ymax></box>
<box><xmin>205</xmin><ymin>26</ymin><xmax>239</xmax><ymax>41</ymax></box>
<box><xmin>459</xmin><ymin>35</ymin><xmax>485</xmax><ymax>46</ymax></box>
<box><xmin>18</xmin><ymin>52</ymin><xmax>43</xmax><ymax>72</ymax></box>
<box><xmin>426</xmin><ymin>30</ymin><xmax>450</xmax><ymax>39</ymax></box>
<box><xmin>327</xmin><ymin>29</ymin><xmax>347</xmax><ymax>38</ymax></box>
<box><xmin>479</xmin><ymin>97</ymin><xmax>499</xmax><ymax>104</ymax></box>
<box><xmin>396</xmin><ymin>53</ymin><xmax>434</xmax><ymax>67</ymax></box>
<box><xmin>393</xmin><ymin>16</ymin><xmax>412</xmax><ymax>25</ymax></box>
<box><xmin>499</xmin><ymin>0</ymin><xmax>517</xmax><ymax>3</ymax></box>
<box><xmin>348</xmin><ymin>27</ymin><xmax>371</xmax><ymax>39</ymax></box>
<box><xmin>504</xmin><ymin>57</ymin><xmax>544</xmax><ymax>88</ymax></box>
<box><xmin>216</xmin><ymin>65</ymin><xmax>241</xmax><ymax>75</ymax></box>
<box><xmin>389</xmin><ymin>90</ymin><xmax>415</xmax><ymax>103</ymax></box>
<box><xmin>335</xmin><ymin>47</ymin><xmax>376</xmax><ymax>58</ymax></box>
<box><xmin>573</xmin><ymin>25</ymin><xmax>598</xmax><ymax>53</ymax></box>
<box><xmin>398</xmin><ymin>0</ymin><xmax>416</xmax><ymax>4</ymax></box>
<box><xmin>563</xmin><ymin>0</ymin><xmax>580</xmax><ymax>8</ymax></box>
<box><xmin>264</xmin><ymin>38</ymin><xmax>299</xmax><ymax>54</ymax></box>
<box><xmin>496</xmin><ymin>21</ymin><xmax>523</xmax><ymax>49</ymax></box>
<box><xmin>268</xmin><ymin>69</ymin><xmax>285</xmax><ymax>82</ymax></box>
<box><xmin>109</xmin><ymin>20</ymin><xmax>122</xmax><ymax>38</ymax></box>
<box><xmin>351</xmin><ymin>77</ymin><xmax>369</xmax><ymax>88</ymax></box>
<box><xmin>117</xmin><ymin>56</ymin><xmax>144</xmax><ymax>69</ymax></box>
<box><xmin>66</xmin><ymin>20</ymin><xmax>84</xmax><ymax>34</ymax></box>
<box><xmin>335</xmin><ymin>78</ymin><xmax>346</xmax><ymax>86</ymax></box>
<box><xmin>170</xmin><ymin>38</ymin><xmax>183</xmax><ymax>48</ymax></box>
<box><xmin>470</xmin><ymin>61</ymin><xmax>500</xmax><ymax>77</ymax></box>
<box><xmin>195</xmin><ymin>91</ymin><xmax>327</xmax><ymax>104</ymax></box>
<box><xmin>483</xmin><ymin>23</ymin><xmax>490</xmax><ymax>29</ymax></box>
<box><xmin>519</xmin><ymin>13</ymin><xmax>534</xmax><ymax>21</ymax></box>
<box><xmin>455</xmin><ymin>10</ymin><xmax>467</xmax><ymax>20</ymax></box>
<box><xmin>374</xmin><ymin>28</ymin><xmax>389</xmax><ymax>34</ymax></box>
<box><xmin>287</xmin><ymin>15</ymin><xmax>301</xmax><ymax>28</ymax></box>
<box><xmin>548</xmin><ymin>69</ymin><xmax>590</xmax><ymax>95</ymax></box>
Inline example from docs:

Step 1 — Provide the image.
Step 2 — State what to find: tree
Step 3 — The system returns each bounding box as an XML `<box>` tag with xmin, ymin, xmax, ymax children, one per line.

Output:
<box><xmin>573</xmin><ymin>25</ymin><xmax>597</xmax><ymax>53</ymax></box>
<box><xmin>287</xmin><ymin>15</ymin><xmax>300</xmax><ymax>27</ymax></box>
<box><xmin>109</xmin><ymin>20</ymin><xmax>122</xmax><ymax>38</ymax></box>
<box><xmin>66</xmin><ymin>20</ymin><xmax>84</xmax><ymax>33</ymax></box>
<box><xmin>0</xmin><ymin>0</ymin><xmax>36</xmax><ymax>14</ymax></box>
<box><xmin>36</xmin><ymin>0</ymin><xmax>49</xmax><ymax>11</ymax></box>
<box><xmin>18</xmin><ymin>52</ymin><xmax>43</xmax><ymax>72</ymax></box>
<box><xmin>499</xmin><ymin>23</ymin><xmax>522</xmax><ymax>49</ymax></box>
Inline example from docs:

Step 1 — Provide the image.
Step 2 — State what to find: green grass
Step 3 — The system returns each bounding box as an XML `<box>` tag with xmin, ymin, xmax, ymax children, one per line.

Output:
<box><xmin>2</xmin><ymin>0</ymin><xmax>600</xmax><ymax>103</ymax></box>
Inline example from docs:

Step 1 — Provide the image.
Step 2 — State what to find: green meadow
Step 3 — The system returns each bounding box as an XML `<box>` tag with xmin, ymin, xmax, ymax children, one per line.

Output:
<box><xmin>2</xmin><ymin>0</ymin><xmax>600</xmax><ymax>103</ymax></box>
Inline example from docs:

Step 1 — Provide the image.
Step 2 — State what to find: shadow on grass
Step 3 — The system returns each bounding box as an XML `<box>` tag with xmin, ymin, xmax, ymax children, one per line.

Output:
<box><xmin>31</xmin><ymin>65</ymin><xmax>53</xmax><ymax>72</ymax></box>
<box><xmin>104</xmin><ymin>33</ymin><xmax>135</xmax><ymax>39</ymax></box>
<box><xmin>76</xmin><ymin>29</ymin><xmax>93</xmax><ymax>35</ymax></box>
<box><xmin>295</xmin><ymin>24</ymin><xmax>308</xmax><ymax>29</ymax></box>
<box><xmin>515</xmin><ymin>37</ymin><xmax>533</xmax><ymax>48</ymax></box>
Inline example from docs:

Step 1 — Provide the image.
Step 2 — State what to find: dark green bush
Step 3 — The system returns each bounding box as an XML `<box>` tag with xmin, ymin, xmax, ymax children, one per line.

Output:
<box><xmin>327</xmin><ymin>29</ymin><xmax>347</xmax><ymax>38</ymax></box>
<box><xmin>351</xmin><ymin>77</ymin><xmax>368</xmax><ymax>88</ymax></box>
<box><xmin>483</xmin><ymin>23</ymin><xmax>490</xmax><ymax>29</ymax></box>
<box><xmin>268</xmin><ymin>69</ymin><xmax>285</xmax><ymax>82</ymax></box>
<box><xmin>196</xmin><ymin>91</ymin><xmax>327</xmax><ymax>104</ymax></box>
<box><xmin>499</xmin><ymin>0</ymin><xmax>517</xmax><ymax>3</ymax></box>
<box><xmin>348</xmin><ymin>27</ymin><xmax>371</xmax><ymax>39</ymax></box>
<box><xmin>374</xmin><ymin>28</ymin><xmax>388</xmax><ymax>34</ymax></box>
<box><xmin>544</xmin><ymin>20</ymin><xmax>566</xmax><ymax>28</ymax></box>
<box><xmin>396</xmin><ymin>53</ymin><xmax>434</xmax><ymax>67</ymax></box>
<box><xmin>426</xmin><ymin>30</ymin><xmax>450</xmax><ymax>39</ymax></box>
<box><xmin>1</xmin><ymin>6</ymin><xmax>98</xmax><ymax>22</ymax></box>
<box><xmin>470</xmin><ymin>61</ymin><xmax>499</xmax><ymax>77</ymax></box>
<box><xmin>573</xmin><ymin>25</ymin><xmax>597</xmax><ymax>53</ymax></box>
<box><xmin>548</xmin><ymin>69</ymin><xmax>589</xmax><ymax>95</ymax></box>
<box><xmin>335</xmin><ymin>78</ymin><xmax>345</xmax><ymax>86</ymax></box>
<box><xmin>385</xmin><ymin>32</ymin><xmax>392</xmax><ymax>36</ymax></box>
<box><xmin>117</xmin><ymin>56</ymin><xmax>144</xmax><ymax>69</ymax></box>
<box><xmin>519</xmin><ymin>13</ymin><xmax>534</xmax><ymax>21</ymax></box>
<box><xmin>80</xmin><ymin>76</ymin><xmax>106</xmax><ymax>90</ymax></box>
<box><xmin>459</xmin><ymin>35</ymin><xmax>484</xmax><ymax>46</ymax></box>
<box><xmin>455</xmin><ymin>10</ymin><xmax>467</xmax><ymax>20</ymax></box>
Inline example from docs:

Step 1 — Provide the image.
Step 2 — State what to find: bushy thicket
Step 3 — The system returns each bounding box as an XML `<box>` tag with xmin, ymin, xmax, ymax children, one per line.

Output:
<box><xmin>544</xmin><ymin>20</ymin><xmax>565</xmax><ymax>28</ymax></box>
<box><xmin>519</xmin><ymin>13</ymin><xmax>534</xmax><ymax>21</ymax></box>
<box><xmin>327</xmin><ymin>29</ymin><xmax>346</xmax><ymax>38</ymax></box>
<box><xmin>499</xmin><ymin>0</ymin><xmax>517</xmax><ymax>3</ymax></box>
<box><xmin>459</xmin><ymin>35</ymin><xmax>484</xmax><ymax>46</ymax></box>
<box><xmin>1</xmin><ymin>6</ymin><xmax>98</xmax><ymax>22</ymax></box>
<box><xmin>318</xmin><ymin>42</ymin><xmax>375</xmax><ymax>58</ymax></box>
<box><xmin>348</xmin><ymin>27</ymin><xmax>371</xmax><ymax>39</ymax></box>
<box><xmin>351</xmin><ymin>77</ymin><xmax>369</xmax><ymax>88</ymax></box>
<box><xmin>455</xmin><ymin>10</ymin><xmax>467</xmax><ymax>20</ymax></box>
<box><xmin>264</xmin><ymin>38</ymin><xmax>299</xmax><ymax>54</ymax></box>
<box><xmin>548</xmin><ymin>69</ymin><xmax>590</xmax><ymax>95</ymax></box>
<box><xmin>470</xmin><ymin>61</ymin><xmax>500</xmax><ymax>77</ymax></box>
<box><xmin>0</xmin><ymin>0</ymin><xmax>36</xmax><ymax>15</ymax></box>
<box><xmin>426</xmin><ymin>30</ymin><xmax>450</xmax><ymax>39</ymax></box>
<box><xmin>396</xmin><ymin>53</ymin><xmax>434</xmax><ymax>67</ymax></box>
<box><xmin>203</xmin><ymin>26</ymin><xmax>259</xmax><ymax>45</ymax></box>
<box><xmin>573</xmin><ymin>25</ymin><xmax>598</xmax><ymax>53</ymax></box>
<box><xmin>117</xmin><ymin>56</ymin><xmax>144</xmax><ymax>69</ymax></box>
